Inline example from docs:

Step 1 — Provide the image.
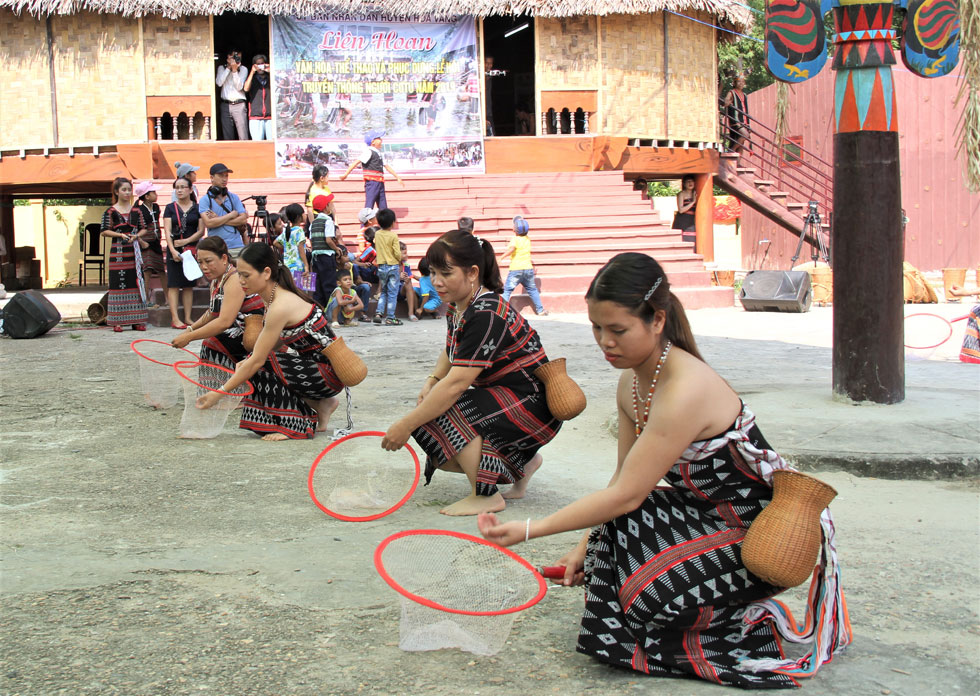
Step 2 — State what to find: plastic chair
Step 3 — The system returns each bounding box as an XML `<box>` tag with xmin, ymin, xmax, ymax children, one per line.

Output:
<box><xmin>79</xmin><ymin>223</ymin><xmax>105</xmax><ymax>286</ymax></box>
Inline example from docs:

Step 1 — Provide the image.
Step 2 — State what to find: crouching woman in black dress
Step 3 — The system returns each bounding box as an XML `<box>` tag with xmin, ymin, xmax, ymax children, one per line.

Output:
<box><xmin>196</xmin><ymin>242</ymin><xmax>343</xmax><ymax>441</ymax></box>
<box><xmin>382</xmin><ymin>230</ymin><xmax>562</xmax><ymax>516</ymax></box>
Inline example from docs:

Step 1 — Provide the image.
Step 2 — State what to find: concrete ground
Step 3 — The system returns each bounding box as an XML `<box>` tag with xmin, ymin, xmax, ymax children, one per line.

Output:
<box><xmin>1</xmin><ymin>290</ymin><xmax>978</xmax><ymax>695</ymax></box>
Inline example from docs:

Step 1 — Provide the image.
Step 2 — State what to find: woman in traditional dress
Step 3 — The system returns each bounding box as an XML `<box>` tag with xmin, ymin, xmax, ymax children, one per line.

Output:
<box><xmin>672</xmin><ymin>175</ymin><xmax>698</xmax><ymax>244</ymax></box>
<box><xmin>724</xmin><ymin>74</ymin><xmax>750</xmax><ymax>154</ymax></box>
<box><xmin>196</xmin><ymin>242</ymin><xmax>341</xmax><ymax>441</ymax></box>
<box><xmin>381</xmin><ymin>230</ymin><xmax>562</xmax><ymax>516</ymax></box>
<box><xmin>948</xmin><ymin>286</ymin><xmax>980</xmax><ymax>363</ymax></box>
<box><xmin>162</xmin><ymin>176</ymin><xmax>205</xmax><ymax>328</ymax></box>
<box><xmin>100</xmin><ymin>177</ymin><xmax>148</xmax><ymax>332</ymax></box>
<box><xmin>479</xmin><ymin>252</ymin><xmax>850</xmax><ymax>688</ymax></box>
<box><xmin>171</xmin><ymin>236</ymin><xmax>263</xmax><ymax>370</ymax></box>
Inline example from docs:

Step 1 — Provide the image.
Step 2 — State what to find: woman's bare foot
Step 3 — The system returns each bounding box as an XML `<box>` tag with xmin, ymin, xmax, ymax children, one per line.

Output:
<box><xmin>502</xmin><ymin>453</ymin><xmax>542</xmax><ymax>500</ymax></box>
<box><xmin>440</xmin><ymin>492</ymin><xmax>506</xmax><ymax>516</ymax></box>
<box><xmin>310</xmin><ymin>397</ymin><xmax>339</xmax><ymax>432</ymax></box>
<box><xmin>261</xmin><ymin>433</ymin><xmax>289</xmax><ymax>441</ymax></box>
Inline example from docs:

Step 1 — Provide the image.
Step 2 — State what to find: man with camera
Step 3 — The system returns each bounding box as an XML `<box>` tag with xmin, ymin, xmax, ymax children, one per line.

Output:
<box><xmin>244</xmin><ymin>54</ymin><xmax>273</xmax><ymax>141</ymax></box>
<box><xmin>199</xmin><ymin>163</ymin><xmax>248</xmax><ymax>258</ymax></box>
<box><xmin>216</xmin><ymin>50</ymin><xmax>249</xmax><ymax>140</ymax></box>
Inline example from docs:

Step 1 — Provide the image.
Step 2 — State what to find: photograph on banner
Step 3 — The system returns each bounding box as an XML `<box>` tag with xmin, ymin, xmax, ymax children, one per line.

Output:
<box><xmin>277</xmin><ymin>138</ymin><xmax>483</xmax><ymax>176</ymax></box>
<box><xmin>272</xmin><ymin>15</ymin><xmax>483</xmax><ymax>176</ymax></box>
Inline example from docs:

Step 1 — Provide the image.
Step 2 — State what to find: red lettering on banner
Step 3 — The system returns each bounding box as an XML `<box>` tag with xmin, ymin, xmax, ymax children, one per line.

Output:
<box><xmin>370</xmin><ymin>32</ymin><xmax>436</xmax><ymax>52</ymax></box>
<box><xmin>318</xmin><ymin>31</ymin><xmax>367</xmax><ymax>51</ymax></box>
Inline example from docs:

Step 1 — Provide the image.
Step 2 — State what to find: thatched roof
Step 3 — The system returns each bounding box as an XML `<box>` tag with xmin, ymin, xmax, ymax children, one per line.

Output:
<box><xmin>1</xmin><ymin>0</ymin><xmax>753</xmax><ymax>32</ymax></box>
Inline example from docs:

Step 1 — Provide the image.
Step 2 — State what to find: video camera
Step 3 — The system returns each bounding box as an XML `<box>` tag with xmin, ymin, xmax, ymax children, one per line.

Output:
<box><xmin>243</xmin><ymin>195</ymin><xmax>267</xmax><ymax>212</ymax></box>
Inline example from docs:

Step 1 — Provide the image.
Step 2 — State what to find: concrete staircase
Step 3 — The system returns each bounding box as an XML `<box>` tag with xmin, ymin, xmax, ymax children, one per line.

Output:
<box><xmin>146</xmin><ymin>170</ymin><xmax>732</xmax><ymax>323</ymax></box>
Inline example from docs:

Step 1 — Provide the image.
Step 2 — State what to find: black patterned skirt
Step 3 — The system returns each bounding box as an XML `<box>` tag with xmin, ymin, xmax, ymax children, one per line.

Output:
<box><xmin>200</xmin><ymin>331</ymin><xmax>249</xmax><ymax>372</ymax></box>
<box><xmin>577</xmin><ymin>486</ymin><xmax>795</xmax><ymax>689</ymax></box>
<box><xmin>411</xmin><ymin>385</ymin><xmax>561</xmax><ymax>496</ymax></box>
<box><xmin>239</xmin><ymin>351</ymin><xmax>343</xmax><ymax>439</ymax></box>
<box><xmin>107</xmin><ymin>238</ymin><xmax>148</xmax><ymax>326</ymax></box>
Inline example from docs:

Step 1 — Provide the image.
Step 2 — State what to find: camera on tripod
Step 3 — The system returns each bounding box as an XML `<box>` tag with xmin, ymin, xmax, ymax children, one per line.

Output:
<box><xmin>807</xmin><ymin>200</ymin><xmax>820</xmax><ymax>216</ymax></box>
<box><xmin>252</xmin><ymin>195</ymin><xmax>268</xmax><ymax>212</ymax></box>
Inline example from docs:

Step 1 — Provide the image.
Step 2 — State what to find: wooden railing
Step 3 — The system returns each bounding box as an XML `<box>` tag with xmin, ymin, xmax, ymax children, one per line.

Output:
<box><xmin>719</xmin><ymin>98</ymin><xmax>834</xmax><ymax>220</ymax></box>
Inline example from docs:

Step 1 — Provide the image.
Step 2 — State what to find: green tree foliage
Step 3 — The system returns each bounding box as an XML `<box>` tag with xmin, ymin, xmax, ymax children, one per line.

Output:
<box><xmin>718</xmin><ymin>0</ymin><xmax>773</xmax><ymax>94</ymax></box>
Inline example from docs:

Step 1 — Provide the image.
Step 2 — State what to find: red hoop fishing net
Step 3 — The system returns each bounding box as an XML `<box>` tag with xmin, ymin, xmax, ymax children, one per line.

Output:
<box><xmin>307</xmin><ymin>431</ymin><xmax>421</xmax><ymax>521</ymax></box>
<box><xmin>174</xmin><ymin>360</ymin><xmax>253</xmax><ymax>439</ymax></box>
<box><xmin>374</xmin><ymin>530</ymin><xmax>547</xmax><ymax>656</ymax></box>
<box><xmin>130</xmin><ymin>339</ymin><xmax>198</xmax><ymax>408</ymax></box>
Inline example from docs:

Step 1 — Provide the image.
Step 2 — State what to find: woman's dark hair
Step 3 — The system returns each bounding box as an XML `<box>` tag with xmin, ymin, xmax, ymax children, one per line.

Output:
<box><xmin>283</xmin><ymin>203</ymin><xmax>305</xmax><ymax>240</ymax></box>
<box><xmin>425</xmin><ymin>230</ymin><xmax>503</xmax><ymax>294</ymax></box>
<box><xmin>196</xmin><ymin>236</ymin><xmax>230</xmax><ymax>261</ymax></box>
<box><xmin>110</xmin><ymin>177</ymin><xmax>131</xmax><ymax>204</ymax></box>
<box><xmin>305</xmin><ymin>165</ymin><xmax>329</xmax><ymax>203</ymax></box>
<box><xmin>457</xmin><ymin>216</ymin><xmax>474</xmax><ymax>233</ymax></box>
<box><xmin>586</xmin><ymin>252</ymin><xmax>703</xmax><ymax>360</ymax></box>
<box><xmin>681</xmin><ymin>175</ymin><xmax>695</xmax><ymax>188</ymax></box>
<box><xmin>238</xmin><ymin>242</ymin><xmax>325</xmax><ymax>312</ymax></box>
<box><xmin>266</xmin><ymin>212</ymin><xmax>282</xmax><ymax>233</ymax></box>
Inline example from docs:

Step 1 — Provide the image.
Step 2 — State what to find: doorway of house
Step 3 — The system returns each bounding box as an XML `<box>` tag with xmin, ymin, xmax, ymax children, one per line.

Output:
<box><xmin>213</xmin><ymin>13</ymin><xmax>270</xmax><ymax>140</ymax></box>
<box><xmin>482</xmin><ymin>16</ymin><xmax>535</xmax><ymax>137</ymax></box>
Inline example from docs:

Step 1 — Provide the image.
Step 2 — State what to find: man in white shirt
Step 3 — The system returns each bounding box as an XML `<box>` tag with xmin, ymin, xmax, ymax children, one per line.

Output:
<box><xmin>216</xmin><ymin>50</ymin><xmax>249</xmax><ymax>140</ymax></box>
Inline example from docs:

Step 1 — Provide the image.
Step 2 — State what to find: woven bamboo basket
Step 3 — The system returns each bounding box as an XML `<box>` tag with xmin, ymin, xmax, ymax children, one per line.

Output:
<box><xmin>242</xmin><ymin>315</ymin><xmax>263</xmax><ymax>352</ymax></box>
<box><xmin>742</xmin><ymin>470</ymin><xmax>837</xmax><ymax>588</ymax></box>
<box><xmin>87</xmin><ymin>292</ymin><xmax>109</xmax><ymax>325</ymax></box>
<box><xmin>533</xmin><ymin>358</ymin><xmax>586</xmax><ymax>421</ymax></box>
<box><xmin>809</xmin><ymin>267</ymin><xmax>833</xmax><ymax>306</ymax></box>
<box><xmin>942</xmin><ymin>268</ymin><xmax>967</xmax><ymax>302</ymax></box>
<box><xmin>321</xmin><ymin>336</ymin><xmax>368</xmax><ymax>386</ymax></box>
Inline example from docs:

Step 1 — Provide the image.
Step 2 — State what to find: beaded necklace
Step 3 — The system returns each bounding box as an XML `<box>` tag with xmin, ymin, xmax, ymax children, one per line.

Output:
<box><xmin>631</xmin><ymin>340</ymin><xmax>672</xmax><ymax>436</ymax></box>
<box><xmin>448</xmin><ymin>284</ymin><xmax>484</xmax><ymax>362</ymax></box>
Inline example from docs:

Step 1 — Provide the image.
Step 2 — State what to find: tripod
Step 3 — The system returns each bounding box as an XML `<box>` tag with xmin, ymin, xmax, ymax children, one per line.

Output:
<box><xmin>243</xmin><ymin>196</ymin><xmax>271</xmax><ymax>244</ymax></box>
<box><xmin>791</xmin><ymin>201</ymin><xmax>831</xmax><ymax>267</ymax></box>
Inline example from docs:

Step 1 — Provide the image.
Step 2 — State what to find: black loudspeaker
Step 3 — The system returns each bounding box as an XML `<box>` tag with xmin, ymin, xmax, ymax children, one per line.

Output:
<box><xmin>739</xmin><ymin>271</ymin><xmax>812</xmax><ymax>313</ymax></box>
<box><xmin>1</xmin><ymin>290</ymin><xmax>61</xmax><ymax>338</ymax></box>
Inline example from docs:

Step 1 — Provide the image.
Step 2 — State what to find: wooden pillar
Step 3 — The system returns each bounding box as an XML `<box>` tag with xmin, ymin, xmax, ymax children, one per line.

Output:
<box><xmin>694</xmin><ymin>173</ymin><xmax>714</xmax><ymax>262</ymax></box>
<box><xmin>833</xmin><ymin>131</ymin><xmax>904</xmax><ymax>403</ymax></box>
<box><xmin>0</xmin><ymin>193</ymin><xmax>14</xmax><ymax>267</ymax></box>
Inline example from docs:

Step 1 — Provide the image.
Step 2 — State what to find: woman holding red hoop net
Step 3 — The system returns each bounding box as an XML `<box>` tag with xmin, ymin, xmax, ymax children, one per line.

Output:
<box><xmin>381</xmin><ymin>230</ymin><xmax>562</xmax><ymax>516</ymax></box>
<box><xmin>196</xmin><ymin>242</ymin><xmax>344</xmax><ymax>440</ymax></box>
<box><xmin>171</xmin><ymin>236</ymin><xmax>264</xmax><ymax>369</ymax></box>
<box><xmin>479</xmin><ymin>253</ymin><xmax>850</xmax><ymax>688</ymax></box>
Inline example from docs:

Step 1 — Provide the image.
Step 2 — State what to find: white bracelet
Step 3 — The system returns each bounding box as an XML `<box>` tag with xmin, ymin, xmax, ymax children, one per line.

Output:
<box><xmin>524</xmin><ymin>518</ymin><xmax>531</xmax><ymax>543</ymax></box>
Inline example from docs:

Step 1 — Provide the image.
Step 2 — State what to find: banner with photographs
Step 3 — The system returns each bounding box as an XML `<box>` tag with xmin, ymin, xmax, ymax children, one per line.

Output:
<box><xmin>272</xmin><ymin>15</ymin><xmax>484</xmax><ymax>177</ymax></box>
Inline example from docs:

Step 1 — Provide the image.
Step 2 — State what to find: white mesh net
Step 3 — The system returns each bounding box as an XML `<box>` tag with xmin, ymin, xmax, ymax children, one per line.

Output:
<box><xmin>133</xmin><ymin>340</ymin><xmax>197</xmax><ymax>409</ymax></box>
<box><xmin>177</xmin><ymin>362</ymin><xmax>249</xmax><ymax>439</ymax></box>
<box><xmin>376</xmin><ymin>531</ymin><xmax>544</xmax><ymax>656</ymax></box>
<box><xmin>308</xmin><ymin>433</ymin><xmax>419</xmax><ymax>520</ymax></box>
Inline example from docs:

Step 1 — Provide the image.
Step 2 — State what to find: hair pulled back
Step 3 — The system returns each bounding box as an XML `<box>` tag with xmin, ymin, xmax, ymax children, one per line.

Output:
<box><xmin>425</xmin><ymin>229</ymin><xmax>503</xmax><ymax>294</ymax></box>
<box><xmin>586</xmin><ymin>252</ymin><xmax>703</xmax><ymax>360</ymax></box>
<box><xmin>239</xmin><ymin>242</ymin><xmax>320</xmax><ymax>308</ymax></box>
<box><xmin>196</xmin><ymin>235</ymin><xmax>230</xmax><ymax>261</ymax></box>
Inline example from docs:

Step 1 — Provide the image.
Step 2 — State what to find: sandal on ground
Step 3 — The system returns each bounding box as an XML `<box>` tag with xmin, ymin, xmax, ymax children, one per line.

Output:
<box><xmin>373</xmin><ymin>315</ymin><xmax>382</xmax><ymax>324</ymax></box>
<box><xmin>385</xmin><ymin>318</ymin><xmax>403</xmax><ymax>326</ymax></box>
<box><xmin>133</xmin><ymin>324</ymin><xmax>147</xmax><ymax>331</ymax></box>
<box><xmin>171</xmin><ymin>321</ymin><xmax>188</xmax><ymax>330</ymax></box>
<box><xmin>331</xmin><ymin>321</ymin><xmax>341</xmax><ymax>329</ymax></box>
<box><xmin>112</xmin><ymin>325</ymin><xmax>123</xmax><ymax>333</ymax></box>
<box><xmin>409</xmin><ymin>315</ymin><xmax>419</xmax><ymax>322</ymax></box>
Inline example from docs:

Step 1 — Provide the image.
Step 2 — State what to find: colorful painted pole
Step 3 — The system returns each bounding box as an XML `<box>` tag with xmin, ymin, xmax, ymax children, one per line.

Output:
<box><xmin>763</xmin><ymin>0</ymin><xmax>961</xmax><ymax>404</ymax></box>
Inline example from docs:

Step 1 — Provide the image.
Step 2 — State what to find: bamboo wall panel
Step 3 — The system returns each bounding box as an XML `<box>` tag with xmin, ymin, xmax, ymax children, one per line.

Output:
<box><xmin>52</xmin><ymin>12</ymin><xmax>146</xmax><ymax>144</ymax></box>
<box><xmin>0</xmin><ymin>11</ymin><xmax>55</xmax><ymax>147</ymax></box>
<box><xmin>142</xmin><ymin>14</ymin><xmax>213</xmax><ymax>98</ymax></box>
<box><xmin>742</xmin><ymin>68</ymin><xmax>979</xmax><ymax>272</ymax></box>
<box><xmin>536</xmin><ymin>17</ymin><xmax>600</xmax><ymax>90</ymax></box>
<box><xmin>665</xmin><ymin>12</ymin><xmax>716</xmax><ymax>140</ymax></box>
<box><xmin>601</xmin><ymin>14</ymin><xmax>666</xmax><ymax>137</ymax></box>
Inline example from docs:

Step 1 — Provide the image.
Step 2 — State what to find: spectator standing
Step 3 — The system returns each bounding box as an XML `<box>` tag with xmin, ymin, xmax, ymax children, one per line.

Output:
<box><xmin>340</xmin><ymin>131</ymin><xmax>405</xmax><ymax>210</ymax></box>
<box><xmin>724</xmin><ymin>74</ymin><xmax>749</xmax><ymax>154</ymax></box>
<box><xmin>216</xmin><ymin>50</ymin><xmax>249</xmax><ymax>140</ymax></box>
<box><xmin>199</xmin><ymin>163</ymin><xmax>248</xmax><ymax>258</ymax></box>
<box><xmin>274</xmin><ymin>203</ymin><xmax>311</xmax><ymax>277</ymax></box>
<box><xmin>244</xmin><ymin>54</ymin><xmax>273</xmax><ymax>141</ymax></box>
<box><xmin>672</xmin><ymin>175</ymin><xmax>698</xmax><ymax>244</ymax></box>
<box><xmin>372</xmin><ymin>208</ymin><xmax>402</xmax><ymax>326</ymax></box>
<box><xmin>172</xmin><ymin>162</ymin><xmax>200</xmax><ymax>203</ymax></box>
<box><xmin>134</xmin><ymin>181</ymin><xmax>166</xmax><ymax>291</ymax></box>
<box><xmin>308</xmin><ymin>194</ymin><xmax>341</xmax><ymax>306</ymax></box>
<box><xmin>500</xmin><ymin>215</ymin><xmax>548</xmax><ymax>316</ymax></box>
<box><xmin>100</xmin><ymin>177</ymin><xmax>148</xmax><ymax>332</ymax></box>
<box><xmin>162</xmin><ymin>176</ymin><xmax>205</xmax><ymax>328</ymax></box>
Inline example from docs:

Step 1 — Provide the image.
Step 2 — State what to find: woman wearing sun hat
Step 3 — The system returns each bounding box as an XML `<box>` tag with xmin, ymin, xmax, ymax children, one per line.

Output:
<box><xmin>171</xmin><ymin>162</ymin><xmax>200</xmax><ymax>203</ymax></box>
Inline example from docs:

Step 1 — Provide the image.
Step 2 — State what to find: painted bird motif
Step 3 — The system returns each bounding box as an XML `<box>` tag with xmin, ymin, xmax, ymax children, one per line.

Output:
<box><xmin>766</xmin><ymin>0</ymin><xmax>827</xmax><ymax>74</ymax></box>
<box><xmin>901</xmin><ymin>0</ymin><xmax>961</xmax><ymax>78</ymax></box>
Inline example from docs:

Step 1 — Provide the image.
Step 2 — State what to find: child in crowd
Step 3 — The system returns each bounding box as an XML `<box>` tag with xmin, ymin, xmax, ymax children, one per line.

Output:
<box><xmin>326</xmin><ymin>270</ymin><xmax>364</xmax><ymax>328</ymax></box>
<box><xmin>308</xmin><ymin>194</ymin><xmax>340</xmax><ymax>306</ymax></box>
<box><xmin>398</xmin><ymin>241</ymin><xmax>420</xmax><ymax>322</ymax></box>
<box><xmin>373</xmin><ymin>208</ymin><xmax>402</xmax><ymax>325</ymax></box>
<box><xmin>414</xmin><ymin>257</ymin><xmax>443</xmax><ymax>319</ymax></box>
<box><xmin>356</xmin><ymin>207</ymin><xmax>379</xmax><ymax>253</ymax></box>
<box><xmin>457</xmin><ymin>216</ymin><xmax>475</xmax><ymax>234</ymax></box>
<box><xmin>274</xmin><ymin>203</ymin><xmax>311</xmax><ymax>279</ymax></box>
<box><xmin>500</xmin><ymin>214</ymin><xmax>547</xmax><ymax>316</ymax></box>
<box><xmin>339</xmin><ymin>131</ymin><xmax>405</xmax><ymax>210</ymax></box>
<box><xmin>338</xmin><ymin>248</ymin><xmax>372</xmax><ymax>318</ymax></box>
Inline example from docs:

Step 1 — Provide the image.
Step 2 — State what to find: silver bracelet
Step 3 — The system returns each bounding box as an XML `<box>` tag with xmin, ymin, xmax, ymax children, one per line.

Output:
<box><xmin>524</xmin><ymin>518</ymin><xmax>531</xmax><ymax>543</ymax></box>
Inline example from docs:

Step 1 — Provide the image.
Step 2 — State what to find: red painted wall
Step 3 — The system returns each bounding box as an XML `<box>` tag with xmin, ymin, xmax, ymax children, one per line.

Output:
<box><xmin>741</xmin><ymin>68</ymin><xmax>979</xmax><ymax>272</ymax></box>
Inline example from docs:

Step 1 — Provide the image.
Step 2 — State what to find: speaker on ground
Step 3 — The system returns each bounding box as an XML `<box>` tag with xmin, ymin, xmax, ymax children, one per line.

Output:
<box><xmin>739</xmin><ymin>270</ymin><xmax>812</xmax><ymax>313</ymax></box>
<box><xmin>1</xmin><ymin>290</ymin><xmax>61</xmax><ymax>338</ymax></box>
